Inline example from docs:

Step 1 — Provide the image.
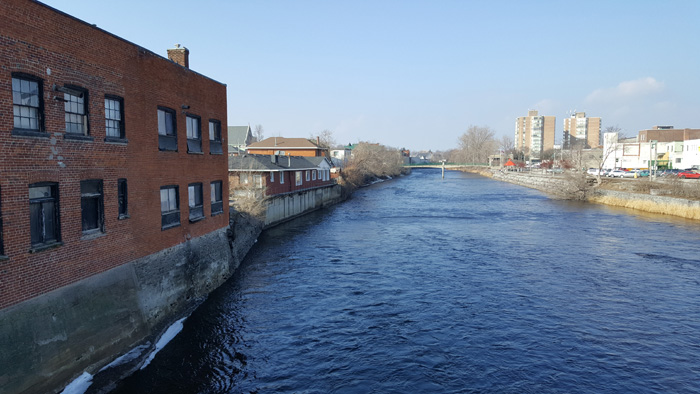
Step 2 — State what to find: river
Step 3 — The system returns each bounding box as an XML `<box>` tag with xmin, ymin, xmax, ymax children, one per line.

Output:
<box><xmin>112</xmin><ymin>169</ymin><xmax>700</xmax><ymax>393</ymax></box>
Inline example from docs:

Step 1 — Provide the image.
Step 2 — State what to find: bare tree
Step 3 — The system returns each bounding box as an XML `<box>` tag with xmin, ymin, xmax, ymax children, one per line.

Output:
<box><xmin>457</xmin><ymin>125</ymin><xmax>497</xmax><ymax>164</ymax></box>
<box><xmin>604</xmin><ymin>125</ymin><xmax>626</xmax><ymax>140</ymax></box>
<box><xmin>499</xmin><ymin>135</ymin><xmax>514</xmax><ymax>153</ymax></box>
<box><xmin>312</xmin><ymin>129</ymin><xmax>336</xmax><ymax>150</ymax></box>
<box><xmin>253</xmin><ymin>124</ymin><xmax>264</xmax><ymax>142</ymax></box>
<box><xmin>342</xmin><ymin>142</ymin><xmax>405</xmax><ymax>188</ymax></box>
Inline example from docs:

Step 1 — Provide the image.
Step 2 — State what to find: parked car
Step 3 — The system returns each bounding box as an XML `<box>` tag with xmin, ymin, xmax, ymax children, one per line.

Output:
<box><xmin>621</xmin><ymin>170</ymin><xmax>640</xmax><ymax>178</ymax></box>
<box><xmin>678</xmin><ymin>170</ymin><xmax>700</xmax><ymax>179</ymax></box>
<box><xmin>608</xmin><ymin>169</ymin><xmax>628</xmax><ymax>178</ymax></box>
<box><xmin>586</xmin><ymin>168</ymin><xmax>602</xmax><ymax>176</ymax></box>
<box><xmin>638</xmin><ymin>170</ymin><xmax>650</xmax><ymax>177</ymax></box>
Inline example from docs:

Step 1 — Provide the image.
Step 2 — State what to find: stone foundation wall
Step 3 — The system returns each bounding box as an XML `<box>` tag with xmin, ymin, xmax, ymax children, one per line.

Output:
<box><xmin>0</xmin><ymin>210</ymin><xmax>263</xmax><ymax>394</ymax></box>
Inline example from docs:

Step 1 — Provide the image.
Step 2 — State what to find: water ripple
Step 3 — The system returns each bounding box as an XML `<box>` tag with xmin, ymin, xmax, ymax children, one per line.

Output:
<box><xmin>113</xmin><ymin>169</ymin><xmax>700</xmax><ymax>394</ymax></box>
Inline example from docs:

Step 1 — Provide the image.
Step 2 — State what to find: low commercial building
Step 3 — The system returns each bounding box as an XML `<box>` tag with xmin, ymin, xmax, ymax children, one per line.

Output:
<box><xmin>228</xmin><ymin>154</ymin><xmax>339</xmax><ymax>227</ymax></box>
<box><xmin>229</xmin><ymin>154</ymin><xmax>334</xmax><ymax>199</ymax></box>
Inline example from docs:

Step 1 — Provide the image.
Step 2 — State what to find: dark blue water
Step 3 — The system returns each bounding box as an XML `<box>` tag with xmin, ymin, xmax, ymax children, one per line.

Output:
<box><xmin>114</xmin><ymin>169</ymin><xmax>700</xmax><ymax>393</ymax></box>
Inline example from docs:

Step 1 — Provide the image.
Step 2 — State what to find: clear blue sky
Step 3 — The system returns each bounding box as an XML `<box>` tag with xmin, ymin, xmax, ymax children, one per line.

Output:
<box><xmin>41</xmin><ymin>0</ymin><xmax>700</xmax><ymax>152</ymax></box>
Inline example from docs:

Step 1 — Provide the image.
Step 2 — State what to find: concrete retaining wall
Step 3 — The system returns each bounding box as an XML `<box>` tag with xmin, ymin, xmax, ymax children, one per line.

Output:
<box><xmin>491</xmin><ymin>171</ymin><xmax>570</xmax><ymax>190</ymax></box>
<box><xmin>264</xmin><ymin>184</ymin><xmax>343</xmax><ymax>228</ymax></box>
<box><xmin>0</xmin><ymin>211</ymin><xmax>262</xmax><ymax>394</ymax></box>
<box><xmin>488</xmin><ymin>170</ymin><xmax>700</xmax><ymax>220</ymax></box>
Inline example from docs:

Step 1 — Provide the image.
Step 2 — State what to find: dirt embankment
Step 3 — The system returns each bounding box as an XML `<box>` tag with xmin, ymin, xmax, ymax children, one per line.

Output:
<box><xmin>460</xmin><ymin>168</ymin><xmax>700</xmax><ymax>221</ymax></box>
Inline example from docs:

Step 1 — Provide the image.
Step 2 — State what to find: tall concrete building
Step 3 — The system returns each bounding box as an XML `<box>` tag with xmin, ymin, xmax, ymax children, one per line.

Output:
<box><xmin>514</xmin><ymin>110</ymin><xmax>556</xmax><ymax>160</ymax></box>
<box><xmin>563</xmin><ymin>112</ymin><xmax>601</xmax><ymax>149</ymax></box>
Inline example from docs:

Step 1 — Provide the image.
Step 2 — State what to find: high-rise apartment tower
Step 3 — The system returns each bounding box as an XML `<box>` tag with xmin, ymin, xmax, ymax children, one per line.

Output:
<box><xmin>563</xmin><ymin>112</ymin><xmax>601</xmax><ymax>148</ymax></box>
<box><xmin>514</xmin><ymin>110</ymin><xmax>556</xmax><ymax>160</ymax></box>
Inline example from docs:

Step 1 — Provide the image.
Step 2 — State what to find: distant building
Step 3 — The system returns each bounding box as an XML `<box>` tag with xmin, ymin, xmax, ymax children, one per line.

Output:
<box><xmin>514</xmin><ymin>110</ymin><xmax>555</xmax><ymax>160</ymax></box>
<box><xmin>330</xmin><ymin>144</ymin><xmax>355</xmax><ymax>167</ymax></box>
<box><xmin>637</xmin><ymin>126</ymin><xmax>700</xmax><ymax>143</ymax></box>
<box><xmin>247</xmin><ymin>136</ymin><xmax>326</xmax><ymax>157</ymax></box>
<box><xmin>228</xmin><ymin>125</ymin><xmax>254</xmax><ymax>154</ymax></box>
<box><xmin>563</xmin><ymin>112</ymin><xmax>601</xmax><ymax>149</ymax></box>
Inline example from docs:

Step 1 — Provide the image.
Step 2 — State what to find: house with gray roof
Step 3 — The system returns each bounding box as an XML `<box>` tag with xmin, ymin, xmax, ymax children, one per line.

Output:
<box><xmin>228</xmin><ymin>154</ymin><xmax>334</xmax><ymax>199</ymax></box>
<box><xmin>228</xmin><ymin>125</ymin><xmax>254</xmax><ymax>154</ymax></box>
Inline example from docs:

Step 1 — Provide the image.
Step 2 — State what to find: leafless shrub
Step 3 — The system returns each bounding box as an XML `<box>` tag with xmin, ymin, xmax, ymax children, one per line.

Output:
<box><xmin>231</xmin><ymin>176</ymin><xmax>267</xmax><ymax>218</ymax></box>
<box><xmin>559</xmin><ymin>171</ymin><xmax>593</xmax><ymax>200</ymax></box>
<box><xmin>663</xmin><ymin>177</ymin><xmax>700</xmax><ymax>200</ymax></box>
<box><xmin>341</xmin><ymin>142</ymin><xmax>405</xmax><ymax>188</ymax></box>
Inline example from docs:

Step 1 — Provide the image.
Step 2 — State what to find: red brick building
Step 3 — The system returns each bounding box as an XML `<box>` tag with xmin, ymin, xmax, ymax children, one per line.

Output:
<box><xmin>229</xmin><ymin>154</ymin><xmax>334</xmax><ymax>198</ymax></box>
<box><xmin>247</xmin><ymin>136</ymin><xmax>327</xmax><ymax>157</ymax></box>
<box><xmin>0</xmin><ymin>0</ymin><xmax>228</xmax><ymax>310</ymax></box>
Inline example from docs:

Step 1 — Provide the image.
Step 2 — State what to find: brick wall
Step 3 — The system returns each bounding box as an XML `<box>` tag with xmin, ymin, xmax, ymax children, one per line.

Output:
<box><xmin>0</xmin><ymin>0</ymin><xmax>228</xmax><ymax>310</ymax></box>
<box><xmin>246</xmin><ymin>148</ymin><xmax>322</xmax><ymax>157</ymax></box>
<box><xmin>229</xmin><ymin>169</ymin><xmax>334</xmax><ymax>199</ymax></box>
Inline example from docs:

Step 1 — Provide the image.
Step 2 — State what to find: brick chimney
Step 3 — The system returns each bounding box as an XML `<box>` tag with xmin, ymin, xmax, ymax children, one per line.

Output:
<box><xmin>167</xmin><ymin>44</ymin><xmax>189</xmax><ymax>68</ymax></box>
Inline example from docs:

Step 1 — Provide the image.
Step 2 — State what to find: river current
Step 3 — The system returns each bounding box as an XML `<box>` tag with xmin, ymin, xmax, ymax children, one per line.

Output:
<box><xmin>113</xmin><ymin>169</ymin><xmax>700</xmax><ymax>393</ymax></box>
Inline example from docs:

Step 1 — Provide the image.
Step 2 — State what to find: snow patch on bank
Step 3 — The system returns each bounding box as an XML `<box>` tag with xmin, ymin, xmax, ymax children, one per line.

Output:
<box><xmin>140</xmin><ymin>317</ymin><xmax>187</xmax><ymax>370</ymax></box>
<box><xmin>99</xmin><ymin>343</ymin><xmax>151</xmax><ymax>372</ymax></box>
<box><xmin>60</xmin><ymin>372</ymin><xmax>92</xmax><ymax>394</ymax></box>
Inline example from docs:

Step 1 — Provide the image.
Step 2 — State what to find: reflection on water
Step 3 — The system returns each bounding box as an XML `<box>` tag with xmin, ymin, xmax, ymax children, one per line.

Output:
<box><xmin>114</xmin><ymin>169</ymin><xmax>700</xmax><ymax>394</ymax></box>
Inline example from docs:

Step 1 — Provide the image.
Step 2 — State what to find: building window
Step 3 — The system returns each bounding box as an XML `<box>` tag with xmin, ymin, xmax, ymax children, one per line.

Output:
<box><xmin>295</xmin><ymin>171</ymin><xmax>302</xmax><ymax>186</ymax></box>
<box><xmin>158</xmin><ymin>107</ymin><xmax>177</xmax><ymax>151</ymax></box>
<box><xmin>317</xmin><ymin>169</ymin><xmax>321</xmax><ymax>180</ymax></box>
<box><xmin>209</xmin><ymin>120</ymin><xmax>222</xmax><ymax>154</ymax></box>
<box><xmin>270</xmin><ymin>172</ymin><xmax>275</xmax><ymax>183</ymax></box>
<box><xmin>305</xmin><ymin>171</ymin><xmax>310</xmax><ymax>181</ymax></box>
<box><xmin>105</xmin><ymin>96</ymin><xmax>125</xmax><ymax>141</ymax></box>
<box><xmin>81</xmin><ymin>180</ymin><xmax>104</xmax><ymax>234</ymax></box>
<box><xmin>239</xmin><ymin>173</ymin><xmax>249</xmax><ymax>185</ymax></box>
<box><xmin>29</xmin><ymin>183</ymin><xmax>61</xmax><ymax>248</ymax></box>
<box><xmin>280</xmin><ymin>172</ymin><xmax>284</xmax><ymax>184</ymax></box>
<box><xmin>160</xmin><ymin>186</ymin><xmax>180</xmax><ymax>229</ymax></box>
<box><xmin>12</xmin><ymin>73</ymin><xmax>43</xmax><ymax>133</ymax></box>
<box><xmin>186</xmin><ymin>115</ymin><xmax>202</xmax><ymax>153</ymax></box>
<box><xmin>312</xmin><ymin>171</ymin><xmax>316</xmax><ymax>181</ymax></box>
<box><xmin>253</xmin><ymin>174</ymin><xmax>263</xmax><ymax>188</ymax></box>
<box><xmin>118</xmin><ymin>178</ymin><xmax>128</xmax><ymax>219</ymax></box>
<box><xmin>64</xmin><ymin>86</ymin><xmax>89</xmax><ymax>135</ymax></box>
<box><xmin>188</xmin><ymin>183</ymin><xmax>204</xmax><ymax>222</ymax></box>
<box><xmin>210</xmin><ymin>181</ymin><xmax>223</xmax><ymax>215</ymax></box>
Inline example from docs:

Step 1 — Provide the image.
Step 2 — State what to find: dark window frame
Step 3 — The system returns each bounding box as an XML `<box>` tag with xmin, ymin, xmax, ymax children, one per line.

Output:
<box><xmin>208</xmin><ymin>119</ymin><xmax>222</xmax><ymax>155</ymax></box>
<box><xmin>186</xmin><ymin>114</ymin><xmax>202</xmax><ymax>154</ymax></box>
<box><xmin>63</xmin><ymin>84</ymin><xmax>92</xmax><ymax>141</ymax></box>
<box><xmin>11</xmin><ymin>72</ymin><xmax>45</xmax><ymax>137</ymax></box>
<box><xmin>118</xmin><ymin>178</ymin><xmax>129</xmax><ymax>219</ymax></box>
<box><xmin>105</xmin><ymin>95</ymin><xmax>127</xmax><ymax>143</ymax></box>
<box><xmin>160</xmin><ymin>185</ymin><xmax>180</xmax><ymax>229</ymax></box>
<box><xmin>210</xmin><ymin>180</ymin><xmax>223</xmax><ymax>216</ymax></box>
<box><xmin>29</xmin><ymin>182</ymin><xmax>62</xmax><ymax>250</ymax></box>
<box><xmin>188</xmin><ymin>182</ymin><xmax>204</xmax><ymax>222</ymax></box>
<box><xmin>80</xmin><ymin>179</ymin><xmax>104</xmax><ymax>234</ymax></box>
<box><xmin>157</xmin><ymin>106</ymin><xmax>177</xmax><ymax>151</ymax></box>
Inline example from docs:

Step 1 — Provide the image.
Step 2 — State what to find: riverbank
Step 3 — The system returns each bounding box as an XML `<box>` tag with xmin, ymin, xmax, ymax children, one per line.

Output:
<box><xmin>68</xmin><ymin>186</ymin><xmax>355</xmax><ymax>393</ymax></box>
<box><xmin>459</xmin><ymin>167</ymin><xmax>700</xmax><ymax>221</ymax></box>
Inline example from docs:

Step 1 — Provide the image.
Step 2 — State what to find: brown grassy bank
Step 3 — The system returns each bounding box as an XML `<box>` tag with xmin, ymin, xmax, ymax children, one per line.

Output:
<box><xmin>460</xmin><ymin>168</ymin><xmax>700</xmax><ymax>221</ymax></box>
